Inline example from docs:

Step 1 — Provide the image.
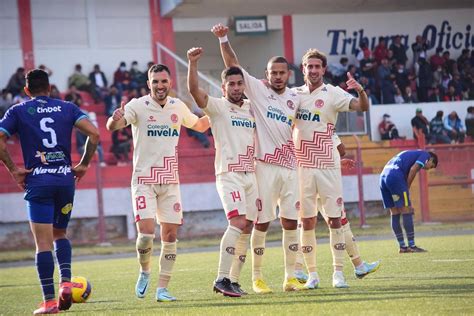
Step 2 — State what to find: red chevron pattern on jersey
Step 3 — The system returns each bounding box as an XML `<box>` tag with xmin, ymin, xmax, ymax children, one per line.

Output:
<box><xmin>262</xmin><ymin>141</ymin><xmax>296</xmax><ymax>169</ymax></box>
<box><xmin>295</xmin><ymin>123</ymin><xmax>335</xmax><ymax>168</ymax></box>
<box><xmin>228</xmin><ymin>145</ymin><xmax>255</xmax><ymax>172</ymax></box>
<box><xmin>137</xmin><ymin>147</ymin><xmax>179</xmax><ymax>184</ymax></box>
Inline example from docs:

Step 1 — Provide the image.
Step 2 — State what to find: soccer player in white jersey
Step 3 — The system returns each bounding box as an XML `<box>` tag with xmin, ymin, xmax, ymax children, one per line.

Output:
<box><xmin>212</xmin><ymin>24</ymin><xmax>305</xmax><ymax>293</ymax></box>
<box><xmin>293</xmin><ymin>49</ymin><xmax>369</xmax><ymax>289</ymax></box>
<box><xmin>187</xmin><ymin>47</ymin><xmax>258</xmax><ymax>297</ymax></box>
<box><xmin>294</xmin><ymin>135</ymin><xmax>380</xmax><ymax>286</ymax></box>
<box><xmin>106</xmin><ymin>64</ymin><xmax>209</xmax><ymax>302</ymax></box>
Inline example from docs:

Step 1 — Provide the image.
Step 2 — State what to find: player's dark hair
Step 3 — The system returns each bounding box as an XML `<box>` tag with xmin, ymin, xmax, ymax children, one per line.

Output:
<box><xmin>267</xmin><ymin>56</ymin><xmax>290</xmax><ymax>70</ymax></box>
<box><xmin>148</xmin><ymin>64</ymin><xmax>171</xmax><ymax>77</ymax></box>
<box><xmin>428</xmin><ymin>151</ymin><xmax>438</xmax><ymax>168</ymax></box>
<box><xmin>25</xmin><ymin>69</ymin><xmax>49</xmax><ymax>95</ymax></box>
<box><xmin>221</xmin><ymin>66</ymin><xmax>244</xmax><ymax>82</ymax></box>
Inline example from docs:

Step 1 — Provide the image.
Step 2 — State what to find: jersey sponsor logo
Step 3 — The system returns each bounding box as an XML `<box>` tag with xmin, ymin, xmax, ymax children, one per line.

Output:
<box><xmin>147</xmin><ymin>124</ymin><xmax>179</xmax><ymax>137</ymax></box>
<box><xmin>173</xmin><ymin>202</ymin><xmax>181</xmax><ymax>212</ymax></box>
<box><xmin>314</xmin><ymin>99</ymin><xmax>324</xmax><ymax>108</ymax></box>
<box><xmin>287</xmin><ymin>100</ymin><xmax>295</xmax><ymax>110</ymax></box>
<box><xmin>61</xmin><ymin>203</ymin><xmax>73</xmax><ymax>215</ymax></box>
<box><xmin>37</xmin><ymin>106</ymin><xmax>62</xmax><ymax>114</ymax></box>
<box><xmin>289</xmin><ymin>243</ymin><xmax>299</xmax><ymax>252</ymax></box>
<box><xmin>35</xmin><ymin>150</ymin><xmax>66</xmax><ymax>164</ymax></box>
<box><xmin>32</xmin><ymin>165</ymin><xmax>72</xmax><ymax>176</ymax></box>
<box><xmin>254</xmin><ymin>247</ymin><xmax>265</xmax><ymax>255</ymax></box>
<box><xmin>295</xmin><ymin>109</ymin><xmax>320</xmax><ymax>122</ymax></box>
<box><xmin>170</xmin><ymin>114</ymin><xmax>178</xmax><ymax>123</ymax></box>
<box><xmin>27</xmin><ymin>107</ymin><xmax>36</xmax><ymax>115</ymax></box>
<box><xmin>147</xmin><ymin>115</ymin><xmax>156</xmax><ymax>122</ymax></box>
<box><xmin>231</xmin><ymin>116</ymin><xmax>256</xmax><ymax>128</ymax></box>
<box><xmin>226</xmin><ymin>247</ymin><xmax>236</xmax><ymax>255</ymax></box>
<box><xmin>266</xmin><ymin>106</ymin><xmax>293</xmax><ymax>126</ymax></box>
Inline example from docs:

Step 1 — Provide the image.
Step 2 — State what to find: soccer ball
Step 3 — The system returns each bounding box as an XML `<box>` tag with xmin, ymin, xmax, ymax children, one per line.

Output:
<box><xmin>71</xmin><ymin>276</ymin><xmax>92</xmax><ymax>303</ymax></box>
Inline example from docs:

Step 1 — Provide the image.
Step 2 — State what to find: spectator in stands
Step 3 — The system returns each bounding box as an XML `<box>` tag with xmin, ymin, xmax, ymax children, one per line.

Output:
<box><xmin>417</xmin><ymin>57</ymin><xmax>433</xmax><ymax>102</ymax></box>
<box><xmin>444</xmin><ymin>111</ymin><xmax>465</xmax><ymax>143</ymax></box>
<box><xmin>76</xmin><ymin>111</ymin><xmax>106</xmax><ymax>167</ymax></box>
<box><xmin>374</xmin><ymin>37</ymin><xmax>389</xmax><ymax>65</ymax></box>
<box><xmin>130</xmin><ymin>61</ymin><xmax>147</xmax><ymax>89</ymax></box>
<box><xmin>12</xmin><ymin>89</ymin><xmax>29</xmax><ymax>104</ymax></box>
<box><xmin>457</xmin><ymin>49</ymin><xmax>471</xmax><ymax>72</ymax></box>
<box><xmin>377</xmin><ymin>58</ymin><xmax>392</xmax><ymax>90</ymax></box>
<box><xmin>448</xmin><ymin>73</ymin><xmax>464</xmax><ymax>97</ymax></box>
<box><xmin>429</xmin><ymin>111</ymin><xmax>450</xmax><ymax>144</ymax></box>
<box><xmin>443</xmin><ymin>85</ymin><xmax>462</xmax><ymax>102</ymax></box>
<box><xmin>394</xmin><ymin>62</ymin><xmax>410</xmax><ymax>93</ymax></box>
<box><xmin>328</xmin><ymin>57</ymin><xmax>348</xmax><ymax>85</ymax></box>
<box><xmin>387</xmin><ymin>49</ymin><xmax>397</xmax><ymax>70</ymax></box>
<box><xmin>403</xmin><ymin>86</ymin><xmax>418</xmax><ymax>103</ymax></box>
<box><xmin>365</xmin><ymin>87</ymin><xmax>379</xmax><ymax>105</ymax></box>
<box><xmin>465</xmin><ymin>106</ymin><xmax>474</xmax><ymax>140</ymax></box>
<box><xmin>139</xmin><ymin>86</ymin><xmax>148</xmax><ymax>97</ymax></box>
<box><xmin>64</xmin><ymin>85</ymin><xmax>83</xmax><ymax>107</ymax></box>
<box><xmin>411</xmin><ymin>108</ymin><xmax>429</xmax><ymax>140</ymax></box>
<box><xmin>430</xmin><ymin>47</ymin><xmax>445</xmax><ymax>71</ymax></box>
<box><xmin>89</xmin><ymin>64</ymin><xmax>108</xmax><ymax>100</ymax></box>
<box><xmin>68</xmin><ymin>64</ymin><xmax>99</xmax><ymax>102</ymax></box>
<box><xmin>428</xmin><ymin>86</ymin><xmax>443</xmax><ymax>102</ymax></box>
<box><xmin>111</xmin><ymin>126</ymin><xmax>132</xmax><ymax>165</ymax></box>
<box><xmin>49</xmin><ymin>85</ymin><xmax>61</xmax><ymax>99</ymax></box>
<box><xmin>443</xmin><ymin>51</ymin><xmax>456</xmax><ymax>74</ymax></box>
<box><xmin>0</xmin><ymin>89</ymin><xmax>13</xmax><ymax>118</ymax></box>
<box><xmin>38</xmin><ymin>64</ymin><xmax>53</xmax><ymax>77</ymax></box>
<box><xmin>432</xmin><ymin>65</ymin><xmax>443</xmax><ymax>88</ymax></box>
<box><xmin>394</xmin><ymin>86</ymin><xmax>404</xmax><ymax>104</ymax></box>
<box><xmin>113</xmin><ymin>61</ymin><xmax>131</xmax><ymax>93</ymax></box>
<box><xmin>5</xmin><ymin>67</ymin><xmax>26</xmax><ymax>96</ymax></box>
<box><xmin>379</xmin><ymin>114</ymin><xmax>400</xmax><ymax>140</ymax></box>
<box><xmin>411</xmin><ymin>35</ymin><xmax>429</xmax><ymax>67</ymax></box>
<box><xmin>347</xmin><ymin>64</ymin><xmax>360</xmax><ymax>81</ymax></box>
<box><xmin>441</xmin><ymin>70</ymin><xmax>452</xmax><ymax>92</ymax></box>
<box><xmin>389</xmin><ymin>35</ymin><xmax>408</xmax><ymax>67</ymax></box>
<box><xmin>105</xmin><ymin>86</ymin><xmax>122</xmax><ymax>116</ymax></box>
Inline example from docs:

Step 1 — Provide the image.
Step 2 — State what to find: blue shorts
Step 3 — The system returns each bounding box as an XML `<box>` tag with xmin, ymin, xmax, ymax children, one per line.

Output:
<box><xmin>379</xmin><ymin>171</ymin><xmax>410</xmax><ymax>209</ymax></box>
<box><xmin>24</xmin><ymin>185</ymin><xmax>75</xmax><ymax>229</ymax></box>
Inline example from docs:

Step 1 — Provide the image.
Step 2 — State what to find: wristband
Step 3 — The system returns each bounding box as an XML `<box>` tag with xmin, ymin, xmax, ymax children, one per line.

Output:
<box><xmin>219</xmin><ymin>35</ymin><xmax>228</xmax><ymax>43</ymax></box>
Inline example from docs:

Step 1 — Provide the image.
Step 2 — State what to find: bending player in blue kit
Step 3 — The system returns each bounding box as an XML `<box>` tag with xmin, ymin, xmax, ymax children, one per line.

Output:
<box><xmin>379</xmin><ymin>150</ymin><xmax>438</xmax><ymax>253</ymax></box>
<box><xmin>0</xmin><ymin>69</ymin><xmax>99</xmax><ymax>314</ymax></box>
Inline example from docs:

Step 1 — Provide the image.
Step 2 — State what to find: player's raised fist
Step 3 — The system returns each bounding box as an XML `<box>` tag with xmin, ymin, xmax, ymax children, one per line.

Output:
<box><xmin>112</xmin><ymin>101</ymin><xmax>126</xmax><ymax>121</ymax></box>
<box><xmin>187</xmin><ymin>47</ymin><xmax>203</xmax><ymax>62</ymax></box>
<box><xmin>211</xmin><ymin>24</ymin><xmax>228</xmax><ymax>38</ymax></box>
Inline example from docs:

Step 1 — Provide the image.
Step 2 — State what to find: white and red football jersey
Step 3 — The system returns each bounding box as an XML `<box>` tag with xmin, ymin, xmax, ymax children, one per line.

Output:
<box><xmin>123</xmin><ymin>95</ymin><xmax>199</xmax><ymax>184</ymax></box>
<box><xmin>203</xmin><ymin>97</ymin><xmax>255</xmax><ymax>175</ymax></box>
<box><xmin>293</xmin><ymin>84</ymin><xmax>354</xmax><ymax>169</ymax></box>
<box><xmin>240</xmin><ymin>67</ymin><xmax>300</xmax><ymax>169</ymax></box>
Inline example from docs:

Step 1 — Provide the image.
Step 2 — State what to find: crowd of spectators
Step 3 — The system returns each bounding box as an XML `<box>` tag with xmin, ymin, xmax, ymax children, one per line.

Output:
<box><xmin>325</xmin><ymin>36</ymin><xmax>474</xmax><ymax>104</ymax></box>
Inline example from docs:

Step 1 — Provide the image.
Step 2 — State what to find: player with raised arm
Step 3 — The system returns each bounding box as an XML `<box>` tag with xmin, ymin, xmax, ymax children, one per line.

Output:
<box><xmin>0</xmin><ymin>69</ymin><xmax>99</xmax><ymax>314</ymax></box>
<box><xmin>294</xmin><ymin>135</ymin><xmax>380</xmax><ymax>284</ymax></box>
<box><xmin>187</xmin><ymin>47</ymin><xmax>257</xmax><ymax>297</ymax></box>
<box><xmin>293</xmin><ymin>49</ymin><xmax>369</xmax><ymax>289</ymax></box>
<box><xmin>212</xmin><ymin>24</ymin><xmax>304</xmax><ymax>293</ymax></box>
<box><xmin>106</xmin><ymin>64</ymin><xmax>209</xmax><ymax>302</ymax></box>
<box><xmin>380</xmin><ymin>150</ymin><xmax>437</xmax><ymax>253</ymax></box>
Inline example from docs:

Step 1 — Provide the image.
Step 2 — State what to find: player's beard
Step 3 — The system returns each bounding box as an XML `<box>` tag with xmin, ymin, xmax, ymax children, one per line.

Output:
<box><xmin>152</xmin><ymin>88</ymin><xmax>169</xmax><ymax>103</ymax></box>
<box><xmin>270</xmin><ymin>80</ymin><xmax>287</xmax><ymax>94</ymax></box>
<box><xmin>227</xmin><ymin>92</ymin><xmax>243</xmax><ymax>105</ymax></box>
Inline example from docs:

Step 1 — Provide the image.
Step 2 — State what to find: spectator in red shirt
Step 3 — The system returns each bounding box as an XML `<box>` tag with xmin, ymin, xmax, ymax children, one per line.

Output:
<box><xmin>443</xmin><ymin>85</ymin><xmax>461</xmax><ymax>101</ymax></box>
<box><xmin>374</xmin><ymin>37</ymin><xmax>389</xmax><ymax>65</ymax></box>
<box><xmin>430</xmin><ymin>47</ymin><xmax>445</xmax><ymax>71</ymax></box>
<box><xmin>113</xmin><ymin>61</ymin><xmax>131</xmax><ymax>93</ymax></box>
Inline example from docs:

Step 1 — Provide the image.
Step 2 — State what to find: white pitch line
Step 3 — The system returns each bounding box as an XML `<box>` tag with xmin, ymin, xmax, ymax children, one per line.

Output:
<box><xmin>432</xmin><ymin>259</ymin><xmax>474</xmax><ymax>262</ymax></box>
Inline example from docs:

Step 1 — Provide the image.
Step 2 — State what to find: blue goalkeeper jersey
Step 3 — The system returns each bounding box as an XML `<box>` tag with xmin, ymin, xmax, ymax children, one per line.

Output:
<box><xmin>382</xmin><ymin>150</ymin><xmax>431</xmax><ymax>180</ymax></box>
<box><xmin>0</xmin><ymin>96</ymin><xmax>87</xmax><ymax>187</ymax></box>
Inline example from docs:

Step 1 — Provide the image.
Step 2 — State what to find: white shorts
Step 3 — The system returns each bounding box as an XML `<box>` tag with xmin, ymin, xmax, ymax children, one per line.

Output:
<box><xmin>132</xmin><ymin>182</ymin><xmax>183</xmax><ymax>225</ymax></box>
<box><xmin>255</xmin><ymin>161</ymin><xmax>299</xmax><ymax>224</ymax></box>
<box><xmin>298</xmin><ymin>167</ymin><xmax>343</xmax><ymax>218</ymax></box>
<box><xmin>216</xmin><ymin>172</ymin><xmax>260</xmax><ymax>222</ymax></box>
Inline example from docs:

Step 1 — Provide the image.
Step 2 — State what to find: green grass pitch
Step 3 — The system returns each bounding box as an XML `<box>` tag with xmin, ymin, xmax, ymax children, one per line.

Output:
<box><xmin>1</xmin><ymin>234</ymin><xmax>473</xmax><ymax>315</ymax></box>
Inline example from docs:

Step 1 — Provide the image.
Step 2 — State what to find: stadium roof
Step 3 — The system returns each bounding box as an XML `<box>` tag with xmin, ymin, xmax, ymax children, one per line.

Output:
<box><xmin>162</xmin><ymin>0</ymin><xmax>471</xmax><ymax>17</ymax></box>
